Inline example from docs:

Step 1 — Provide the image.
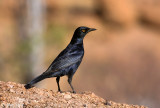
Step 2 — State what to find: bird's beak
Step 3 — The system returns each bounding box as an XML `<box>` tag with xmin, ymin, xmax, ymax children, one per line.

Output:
<box><xmin>88</xmin><ymin>28</ymin><xmax>97</xmax><ymax>32</ymax></box>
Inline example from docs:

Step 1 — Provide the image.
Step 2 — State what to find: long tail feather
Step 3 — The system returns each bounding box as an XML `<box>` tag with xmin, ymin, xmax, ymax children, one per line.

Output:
<box><xmin>24</xmin><ymin>74</ymin><xmax>46</xmax><ymax>89</ymax></box>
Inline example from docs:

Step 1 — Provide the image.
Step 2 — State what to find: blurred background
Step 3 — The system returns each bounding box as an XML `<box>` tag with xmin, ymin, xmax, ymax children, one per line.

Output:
<box><xmin>0</xmin><ymin>0</ymin><xmax>160</xmax><ymax>107</ymax></box>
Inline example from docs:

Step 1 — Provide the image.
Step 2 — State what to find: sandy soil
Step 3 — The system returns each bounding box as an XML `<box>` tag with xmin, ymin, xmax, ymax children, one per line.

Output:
<box><xmin>0</xmin><ymin>81</ymin><xmax>147</xmax><ymax>108</ymax></box>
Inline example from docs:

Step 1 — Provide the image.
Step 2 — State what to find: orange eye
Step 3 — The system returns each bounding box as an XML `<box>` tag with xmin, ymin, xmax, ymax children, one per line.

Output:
<box><xmin>82</xmin><ymin>29</ymin><xmax>86</xmax><ymax>33</ymax></box>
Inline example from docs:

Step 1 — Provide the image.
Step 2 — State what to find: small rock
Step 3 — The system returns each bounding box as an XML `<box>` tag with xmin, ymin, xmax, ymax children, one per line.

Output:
<box><xmin>64</xmin><ymin>94</ymin><xmax>72</xmax><ymax>100</ymax></box>
<box><xmin>10</xmin><ymin>89</ymin><xmax>15</xmax><ymax>93</ymax></box>
<box><xmin>83</xmin><ymin>104</ymin><xmax>87</xmax><ymax>107</ymax></box>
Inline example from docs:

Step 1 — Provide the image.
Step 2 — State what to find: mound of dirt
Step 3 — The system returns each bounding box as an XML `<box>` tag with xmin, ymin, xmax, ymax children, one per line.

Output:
<box><xmin>0</xmin><ymin>81</ymin><xmax>146</xmax><ymax>108</ymax></box>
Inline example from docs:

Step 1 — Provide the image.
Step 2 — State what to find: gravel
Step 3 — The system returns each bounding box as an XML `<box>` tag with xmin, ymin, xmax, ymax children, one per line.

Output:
<box><xmin>0</xmin><ymin>81</ymin><xmax>147</xmax><ymax>108</ymax></box>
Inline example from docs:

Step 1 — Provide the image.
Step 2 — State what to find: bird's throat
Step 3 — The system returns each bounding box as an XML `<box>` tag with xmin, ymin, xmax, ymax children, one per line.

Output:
<box><xmin>70</xmin><ymin>37</ymin><xmax>84</xmax><ymax>45</ymax></box>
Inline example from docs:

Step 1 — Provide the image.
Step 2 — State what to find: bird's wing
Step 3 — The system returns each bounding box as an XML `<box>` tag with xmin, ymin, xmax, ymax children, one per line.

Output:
<box><xmin>46</xmin><ymin>49</ymin><xmax>83</xmax><ymax>73</ymax></box>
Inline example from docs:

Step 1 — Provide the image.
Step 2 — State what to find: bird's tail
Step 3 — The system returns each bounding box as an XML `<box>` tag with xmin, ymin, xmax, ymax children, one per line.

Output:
<box><xmin>24</xmin><ymin>74</ymin><xmax>46</xmax><ymax>89</ymax></box>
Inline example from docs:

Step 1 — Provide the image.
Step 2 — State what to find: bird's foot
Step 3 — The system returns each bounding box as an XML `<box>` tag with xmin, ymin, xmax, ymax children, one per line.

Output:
<box><xmin>58</xmin><ymin>90</ymin><xmax>63</xmax><ymax>93</ymax></box>
<box><xmin>72</xmin><ymin>91</ymin><xmax>76</xmax><ymax>94</ymax></box>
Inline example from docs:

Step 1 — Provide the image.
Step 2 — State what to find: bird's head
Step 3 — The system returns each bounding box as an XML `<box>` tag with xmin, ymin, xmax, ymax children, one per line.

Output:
<box><xmin>73</xmin><ymin>26</ymin><xmax>96</xmax><ymax>39</ymax></box>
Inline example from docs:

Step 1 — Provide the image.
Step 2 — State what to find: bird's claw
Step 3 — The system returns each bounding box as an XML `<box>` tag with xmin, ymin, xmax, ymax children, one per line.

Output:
<box><xmin>58</xmin><ymin>90</ymin><xmax>63</xmax><ymax>93</ymax></box>
<box><xmin>72</xmin><ymin>91</ymin><xmax>76</xmax><ymax>94</ymax></box>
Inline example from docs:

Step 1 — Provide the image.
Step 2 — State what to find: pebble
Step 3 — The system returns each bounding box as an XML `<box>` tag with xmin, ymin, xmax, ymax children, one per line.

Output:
<box><xmin>64</xmin><ymin>94</ymin><xmax>72</xmax><ymax>100</ymax></box>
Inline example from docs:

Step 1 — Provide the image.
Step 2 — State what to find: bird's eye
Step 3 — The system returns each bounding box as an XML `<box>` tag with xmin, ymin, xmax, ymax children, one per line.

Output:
<box><xmin>81</xmin><ymin>29</ymin><xmax>86</xmax><ymax>33</ymax></box>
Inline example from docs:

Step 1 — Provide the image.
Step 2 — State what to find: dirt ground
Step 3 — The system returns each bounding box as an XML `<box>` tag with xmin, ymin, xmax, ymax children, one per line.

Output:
<box><xmin>0</xmin><ymin>81</ymin><xmax>146</xmax><ymax>108</ymax></box>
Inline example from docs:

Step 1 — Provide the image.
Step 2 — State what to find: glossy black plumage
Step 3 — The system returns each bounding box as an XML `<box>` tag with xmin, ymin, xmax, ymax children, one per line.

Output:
<box><xmin>24</xmin><ymin>26</ymin><xmax>96</xmax><ymax>93</ymax></box>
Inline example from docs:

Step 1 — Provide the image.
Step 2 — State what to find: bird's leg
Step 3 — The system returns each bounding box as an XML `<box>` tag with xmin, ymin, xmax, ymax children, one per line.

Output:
<box><xmin>68</xmin><ymin>76</ymin><xmax>76</xmax><ymax>93</ymax></box>
<box><xmin>56</xmin><ymin>77</ymin><xmax>62</xmax><ymax>93</ymax></box>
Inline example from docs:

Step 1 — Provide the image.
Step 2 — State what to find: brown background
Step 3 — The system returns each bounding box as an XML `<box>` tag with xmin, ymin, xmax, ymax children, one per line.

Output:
<box><xmin>0</xmin><ymin>0</ymin><xmax>160</xmax><ymax>107</ymax></box>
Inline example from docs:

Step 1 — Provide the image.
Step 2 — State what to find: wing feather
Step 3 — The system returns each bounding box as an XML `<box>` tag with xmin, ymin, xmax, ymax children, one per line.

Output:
<box><xmin>46</xmin><ymin>46</ymin><xmax>84</xmax><ymax>73</ymax></box>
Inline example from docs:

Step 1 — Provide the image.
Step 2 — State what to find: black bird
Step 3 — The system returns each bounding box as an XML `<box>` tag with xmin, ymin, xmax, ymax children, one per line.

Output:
<box><xmin>24</xmin><ymin>26</ymin><xmax>96</xmax><ymax>93</ymax></box>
